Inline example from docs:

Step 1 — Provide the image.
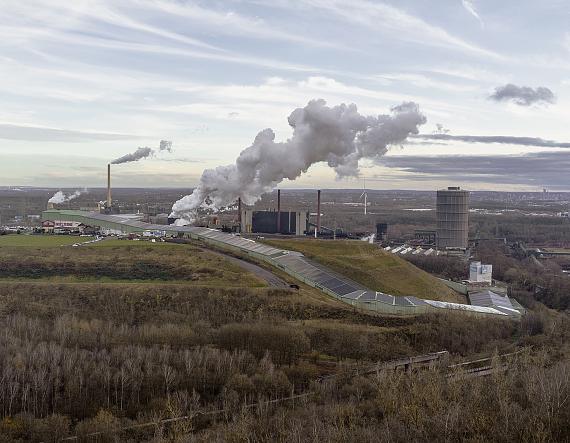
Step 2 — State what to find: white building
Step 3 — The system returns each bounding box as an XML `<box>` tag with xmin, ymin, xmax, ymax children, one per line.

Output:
<box><xmin>469</xmin><ymin>261</ymin><xmax>493</xmax><ymax>284</ymax></box>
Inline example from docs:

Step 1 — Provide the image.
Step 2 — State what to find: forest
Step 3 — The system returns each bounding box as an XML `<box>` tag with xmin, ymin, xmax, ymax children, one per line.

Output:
<box><xmin>0</xmin><ymin>238</ymin><xmax>568</xmax><ymax>441</ymax></box>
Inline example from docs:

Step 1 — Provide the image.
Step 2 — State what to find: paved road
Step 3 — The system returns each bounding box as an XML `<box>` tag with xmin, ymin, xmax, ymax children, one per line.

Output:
<box><xmin>209</xmin><ymin>251</ymin><xmax>290</xmax><ymax>289</ymax></box>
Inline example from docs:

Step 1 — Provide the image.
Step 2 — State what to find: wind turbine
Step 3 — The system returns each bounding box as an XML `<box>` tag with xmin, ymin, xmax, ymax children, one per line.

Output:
<box><xmin>360</xmin><ymin>176</ymin><xmax>368</xmax><ymax>215</ymax></box>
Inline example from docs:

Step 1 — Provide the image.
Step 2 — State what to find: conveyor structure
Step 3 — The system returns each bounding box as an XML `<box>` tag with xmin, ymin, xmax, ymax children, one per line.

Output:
<box><xmin>42</xmin><ymin>210</ymin><xmax>522</xmax><ymax>318</ymax></box>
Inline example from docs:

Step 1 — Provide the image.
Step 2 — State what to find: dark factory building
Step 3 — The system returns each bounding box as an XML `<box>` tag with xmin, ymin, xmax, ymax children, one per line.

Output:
<box><xmin>241</xmin><ymin>210</ymin><xmax>308</xmax><ymax>235</ymax></box>
<box><xmin>376</xmin><ymin>223</ymin><xmax>388</xmax><ymax>241</ymax></box>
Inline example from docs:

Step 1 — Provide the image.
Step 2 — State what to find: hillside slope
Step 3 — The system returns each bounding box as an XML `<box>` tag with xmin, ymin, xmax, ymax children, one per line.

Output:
<box><xmin>263</xmin><ymin>239</ymin><xmax>463</xmax><ymax>302</ymax></box>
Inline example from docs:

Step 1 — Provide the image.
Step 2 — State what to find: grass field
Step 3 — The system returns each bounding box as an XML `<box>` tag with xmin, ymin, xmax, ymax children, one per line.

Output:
<box><xmin>0</xmin><ymin>238</ymin><xmax>266</xmax><ymax>287</ymax></box>
<box><xmin>88</xmin><ymin>238</ymin><xmax>174</xmax><ymax>247</ymax></box>
<box><xmin>0</xmin><ymin>234</ymin><xmax>94</xmax><ymax>247</ymax></box>
<box><xmin>263</xmin><ymin>238</ymin><xmax>463</xmax><ymax>302</ymax></box>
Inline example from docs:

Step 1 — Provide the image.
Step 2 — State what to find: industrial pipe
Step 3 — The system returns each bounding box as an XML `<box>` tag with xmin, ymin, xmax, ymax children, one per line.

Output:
<box><xmin>238</xmin><ymin>197</ymin><xmax>242</xmax><ymax>232</ymax></box>
<box><xmin>316</xmin><ymin>189</ymin><xmax>321</xmax><ymax>238</ymax></box>
<box><xmin>277</xmin><ymin>189</ymin><xmax>281</xmax><ymax>233</ymax></box>
<box><xmin>107</xmin><ymin>164</ymin><xmax>112</xmax><ymax>208</ymax></box>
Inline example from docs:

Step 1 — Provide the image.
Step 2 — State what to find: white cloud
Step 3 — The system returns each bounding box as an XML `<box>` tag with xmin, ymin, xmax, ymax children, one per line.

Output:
<box><xmin>0</xmin><ymin>123</ymin><xmax>145</xmax><ymax>142</ymax></box>
<box><xmin>137</xmin><ymin>0</ymin><xmax>343</xmax><ymax>49</ymax></box>
<box><xmin>257</xmin><ymin>0</ymin><xmax>502</xmax><ymax>59</ymax></box>
<box><xmin>461</xmin><ymin>0</ymin><xmax>484</xmax><ymax>28</ymax></box>
<box><xmin>0</xmin><ymin>0</ymin><xmax>221</xmax><ymax>51</ymax></box>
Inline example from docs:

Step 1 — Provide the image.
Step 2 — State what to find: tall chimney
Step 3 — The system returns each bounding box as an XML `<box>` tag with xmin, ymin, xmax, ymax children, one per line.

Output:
<box><xmin>237</xmin><ymin>197</ymin><xmax>242</xmax><ymax>232</ymax></box>
<box><xmin>107</xmin><ymin>163</ymin><xmax>112</xmax><ymax>208</ymax></box>
<box><xmin>277</xmin><ymin>189</ymin><xmax>281</xmax><ymax>233</ymax></box>
<box><xmin>316</xmin><ymin>189</ymin><xmax>321</xmax><ymax>238</ymax></box>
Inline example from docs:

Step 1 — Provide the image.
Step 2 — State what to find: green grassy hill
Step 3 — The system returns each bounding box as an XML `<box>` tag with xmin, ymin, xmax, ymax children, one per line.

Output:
<box><xmin>0</xmin><ymin>238</ymin><xmax>265</xmax><ymax>287</ymax></box>
<box><xmin>263</xmin><ymin>239</ymin><xmax>463</xmax><ymax>302</ymax></box>
<box><xmin>0</xmin><ymin>234</ymin><xmax>94</xmax><ymax>247</ymax></box>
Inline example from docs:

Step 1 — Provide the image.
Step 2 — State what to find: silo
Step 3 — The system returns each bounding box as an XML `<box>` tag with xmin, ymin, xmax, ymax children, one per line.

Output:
<box><xmin>436</xmin><ymin>186</ymin><xmax>469</xmax><ymax>249</ymax></box>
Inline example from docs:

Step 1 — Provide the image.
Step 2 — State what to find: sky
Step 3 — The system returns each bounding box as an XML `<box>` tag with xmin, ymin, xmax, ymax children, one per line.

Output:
<box><xmin>1</xmin><ymin>0</ymin><xmax>569</xmax><ymax>191</ymax></box>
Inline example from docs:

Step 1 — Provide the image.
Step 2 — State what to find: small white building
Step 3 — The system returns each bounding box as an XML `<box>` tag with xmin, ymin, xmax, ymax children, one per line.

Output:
<box><xmin>469</xmin><ymin>261</ymin><xmax>493</xmax><ymax>284</ymax></box>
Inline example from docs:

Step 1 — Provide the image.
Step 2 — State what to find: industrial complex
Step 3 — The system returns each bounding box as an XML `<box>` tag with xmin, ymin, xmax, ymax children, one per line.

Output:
<box><xmin>37</xmin><ymin>163</ymin><xmax>526</xmax><ymax>318</ymax></box>
<box><xmin>41</xmin><ymin>207</ymin><xmax>523</xmax><ymax>318</ymax></box>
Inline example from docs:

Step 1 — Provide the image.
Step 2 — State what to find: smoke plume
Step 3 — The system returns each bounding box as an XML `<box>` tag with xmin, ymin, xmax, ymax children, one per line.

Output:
<box><xmin>111</xmin><ymin>140</ymin><xmax>173</xmax><ymax>164</ymax></box>
<box><xmin>170</xmin><ymin>99</ymin><xmax>426</xmax><ymax>223</ymax></box>
<box><xmin>159</xmin><ymin>140</ymin><xmax>173</xmax><ymax>152</ymax></box>
<box><xmin>489</xmin><ymin>84</ymin><xmax>556</xmax><ymax>106</ymax></box>
<box><xmin>48</xmin><ymin>189</ymin><xmax>86</xmax><ymax>204</ymax></box>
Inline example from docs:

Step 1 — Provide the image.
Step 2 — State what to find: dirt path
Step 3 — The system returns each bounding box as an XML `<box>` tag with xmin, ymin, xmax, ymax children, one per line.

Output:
<box><xmin>208</xmin><ymin>250</ymin><xmax>290</xmax><ymax>289</ymax></box>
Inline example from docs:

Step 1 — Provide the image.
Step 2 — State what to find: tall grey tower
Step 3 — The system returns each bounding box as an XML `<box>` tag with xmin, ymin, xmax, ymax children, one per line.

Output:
<box><xmin>436</xmin><ymin>186</ymin><xmax>469</xmax><ymax>249</ymax></box>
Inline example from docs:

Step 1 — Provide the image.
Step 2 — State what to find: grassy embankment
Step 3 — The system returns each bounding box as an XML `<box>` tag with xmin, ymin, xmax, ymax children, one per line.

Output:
<box><xmin>263</xmin><ymin>238</ymin><xmax>463</xmax><ymax>302</ymax></box>
<box><xmin>0</xmin><ymin>236</ymin><xmax>264</xmax><ymax>287</ymax></box>
<box><xmin>0</xmin><ymin>234</ymin><xmax>94</xmax><ymax>247</ymax></box>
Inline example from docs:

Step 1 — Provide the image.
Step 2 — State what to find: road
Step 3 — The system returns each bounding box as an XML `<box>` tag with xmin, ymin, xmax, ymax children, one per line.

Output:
<box><xmin>208</xmin><ymin>250</ymin><xmax>290</xmax><ymax>289</ymax></box>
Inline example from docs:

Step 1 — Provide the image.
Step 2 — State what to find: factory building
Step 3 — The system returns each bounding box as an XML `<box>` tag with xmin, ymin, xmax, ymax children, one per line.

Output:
<box><xmin>469</xmin><ymin>261</ymin><xmax>493</xmax><ymax>284</ymax></box>
<box><xmin>436</xmin><ymin>186</ymin><xmax>469</xmax><ymax>249</ymax></box>
<box><xmin>376</xmin><ymin>223</ymin><xmax>388</xmax><ymax>241</ymax></box>
<box><xmin>241</xmin><ymin>209</ymin><xmax>308</xmax><ymax>235</ymax></box>
<box><xmin>237</xmin><ymin>189</ymin><xmax>309</xmax><ymax>235</ymax></box>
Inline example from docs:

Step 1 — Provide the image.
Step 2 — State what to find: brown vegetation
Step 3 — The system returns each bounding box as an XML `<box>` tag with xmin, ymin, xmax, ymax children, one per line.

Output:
<box><xmin>0</xmin><ymin>240</ymin><xmax>568</xmax><ymax>441</ymax></box>
<box><xmin>0</xmin><ymin>243</ymin><xmax>264</xmax><ymax>287</ymax></box>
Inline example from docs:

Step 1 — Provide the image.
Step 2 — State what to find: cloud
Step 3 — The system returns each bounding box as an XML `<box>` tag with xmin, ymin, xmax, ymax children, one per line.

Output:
<box><xmin>1</xmin><ymin>1</ymin><xmax>221</xmax><ymax>52</ymax></box>
<box><xmin>413</xmin><ymin>134</ymin><xmax>570</xmax><ymax>148</ymax></box>
<box><xmin>267</xmin><ymin>0</ymin><xmax>503</xmax><ymax>59</ymax></box>
<box><xmin>461</xmin><ymin>0</ymin><xmax>484</xmax><ymax>27</ymax></box>
<box><xmin>380</xmin><ymin>151</ymin><xmax>570</xmax><ymax>188</ymax></box>
<box><xmin>142</xmin><ymin>0</ymin><xmax>341</xmax><ymax>49</ymax></box>
<box><xmin>0</xmin><ymin>123</ymin><xmax>145</xmax><ymax>142</ymax></box>
<box><xmin>489</xmin><ymin>84</ymin><xmax>556</xmax><ymax>106</ymax></box>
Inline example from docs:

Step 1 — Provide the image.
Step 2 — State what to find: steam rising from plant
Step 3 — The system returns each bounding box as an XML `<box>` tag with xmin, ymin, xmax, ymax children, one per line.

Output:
<box><xmin>111</xmin><ymin>140</ymin><xmax>173</xmax><ymax>164</ymax></box>
<box><xmin>170</xmin><ymin>99</ymin><xmax>426</xmax><ymax>223</ymax></box>
<box><xmin>48</xmin><ymin>189</ymin><xmax>86</xmax><ymax>204</ymax></box>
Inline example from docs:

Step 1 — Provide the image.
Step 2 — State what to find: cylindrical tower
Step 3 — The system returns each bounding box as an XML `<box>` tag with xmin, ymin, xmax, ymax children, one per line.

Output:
<box><xmin>436</xmin><ymin>186</ymin><xmax>469</xmax><ymax>249</ymax></box>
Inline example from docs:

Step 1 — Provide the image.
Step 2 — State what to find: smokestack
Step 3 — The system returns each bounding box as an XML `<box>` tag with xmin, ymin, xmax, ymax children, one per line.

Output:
<box><xmin>316</xmin><ymin>189</ymin><xmax>321</xmax><ymax>238</ymax></box>
<box><xmin>107</xmin><ymin>164</ymin><xmax>112</xmax><ymax>208</ymax></box>
<box><xmin>238</xmin><ymin>197</ymin><xmax>242</xmax><ymax>231</ymax></box>
<box><xmin>277</xmin><ymin>189</ymin><xmax>281</xmax><ymax>233</ymax></box>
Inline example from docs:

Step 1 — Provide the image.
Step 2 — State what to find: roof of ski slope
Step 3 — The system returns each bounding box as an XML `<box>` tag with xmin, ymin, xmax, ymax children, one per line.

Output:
<box><xmin>42</xmin><ymin>210</ymin><xmax>523</xmax><ymax>317</ymax></box>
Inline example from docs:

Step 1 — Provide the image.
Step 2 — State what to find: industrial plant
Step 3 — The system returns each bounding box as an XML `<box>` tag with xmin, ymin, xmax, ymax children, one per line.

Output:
<box><xmin>35</xmin><ymin>163</ymin><xmax>525</xmax><ymax>318</ymax></box>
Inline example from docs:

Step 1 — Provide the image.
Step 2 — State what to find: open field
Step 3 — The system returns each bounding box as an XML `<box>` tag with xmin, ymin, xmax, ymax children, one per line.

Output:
<box><xmin>88</xmin><ymin>238</ymin><xmax>175</xmax><ymax>247</ymax></box>
<box><xmin>263</xmin><ymin>238</ymin><xmax>463</xmax><ymax>302</ymax></box>
<box><xmin>0</xmin><ymin>234</ymin><xmax>94</xmax><ymax>247</ymax></box>
<box><xmin>0</xmin><ymin>240</ymin><xmax>265</xmax><ymax>287</ymax></box>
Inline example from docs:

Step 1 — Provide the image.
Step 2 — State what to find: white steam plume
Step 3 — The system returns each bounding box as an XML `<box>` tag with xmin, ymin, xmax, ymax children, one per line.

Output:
<box><xmin>111</xmin><ymin>140</ymin><xmax>173</xmax><ymax>164</ymax></box>
<box><xmin>170</xmin><ymin>99</ymin><xmax>426</xmax><ymax>223</ymax></box>
<box><xmin>48</xmin><ymin>189</ymin><xmax>87</xmax><ymax>204</ymax></box>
